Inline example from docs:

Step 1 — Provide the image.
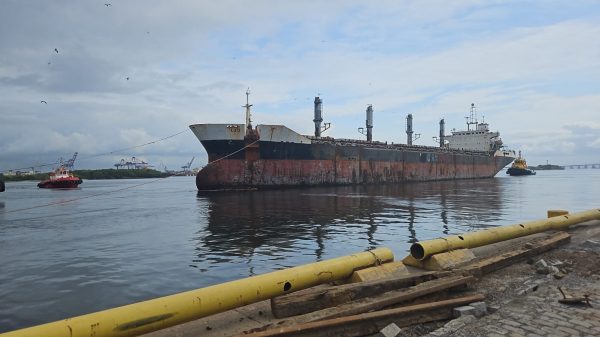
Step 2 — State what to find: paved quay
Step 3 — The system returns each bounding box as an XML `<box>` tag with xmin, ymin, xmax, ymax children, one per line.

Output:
<box><xmin>422</xmin><ymin>222</ymin><xmax>600</xmax><ymax>337</ymax></box>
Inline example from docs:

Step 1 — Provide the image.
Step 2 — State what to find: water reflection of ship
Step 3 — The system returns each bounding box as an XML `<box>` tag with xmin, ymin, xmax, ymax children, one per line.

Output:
<box><xmin>193</xmin><ymin>179</ymin><xmax>504</xmax><ymax>269</ymax></box>
<box><xmin>195</xmin><ymin>187</ymin><xmax>381</xmax><ymax>264</ymax></box>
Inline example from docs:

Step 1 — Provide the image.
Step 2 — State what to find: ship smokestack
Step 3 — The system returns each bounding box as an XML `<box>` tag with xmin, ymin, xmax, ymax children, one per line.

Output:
<box><xmin>406</xmin><ymin>114</ymin><xmax>413</xmax><ymax>145</ymax></box>
<box><xmin>439</xmin><ymin>118</ymin><xmax>445</xmax><ymax>147</ymax></box>
<box><xmin>366</xmin><ymin>105</ymin><xmax>373</xmax><ymax>142</ymax></box>
<box><xmin>313</xmin><ymin>97</ymin><xmax>323</xmax><ymax>137</ymax></box>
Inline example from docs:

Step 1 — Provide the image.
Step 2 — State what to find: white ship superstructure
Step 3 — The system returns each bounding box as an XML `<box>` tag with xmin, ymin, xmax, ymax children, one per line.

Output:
<box><xmin>445</xmin><ymin>103</ymin><xmax>504</xmax><ymax>152</ymax></box>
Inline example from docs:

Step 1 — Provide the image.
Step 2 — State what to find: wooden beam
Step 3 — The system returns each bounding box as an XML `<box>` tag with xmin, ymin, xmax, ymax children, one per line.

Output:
<box><xmin>271</xmin><ymin>271</ymin><xmax>451</xmax><ymax>318</ymax></box>
<box><xmin>240</xmin><ymin>294</ymin><xmax>485</xmax><ymax>337</ymax></box>
<box><xmin>461</xmin><ymin>231</ymin><xmax>571</xmax><ymax>276</ymax></box>
<box><xmin>312</xmin><ymin>275</ymin><xmax>474</xmax><ymax>320</ymax></box>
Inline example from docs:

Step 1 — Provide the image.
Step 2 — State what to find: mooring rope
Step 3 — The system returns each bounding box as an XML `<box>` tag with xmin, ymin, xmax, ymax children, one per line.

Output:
<box><xmin>205</xmin><ymin>139</ymin><xmax>259</xmax><ymax>166</ymax></box>
<box><xmin>2</xmin><ymin>177</ymin><xmax>168</xmax><ymax>214</ymax></box>
<box><xmin>2</xmin><ymin>138</ymin><xmax>261</xmax><ymax>215</ymax></box>
<box><xmin>1</xmin><ymin>129</ymin><xmax>191</xmax><ymax>173</ymax></box>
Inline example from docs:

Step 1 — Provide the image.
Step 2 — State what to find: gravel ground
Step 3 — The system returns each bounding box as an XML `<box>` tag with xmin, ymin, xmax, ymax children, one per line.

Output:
<box><xmin>398</xmin><ymin>222</ymin><xmax>600</xmax><ymax>337</ymax></box>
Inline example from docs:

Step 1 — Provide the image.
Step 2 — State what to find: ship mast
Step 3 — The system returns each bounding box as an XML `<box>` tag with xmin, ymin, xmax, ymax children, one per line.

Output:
<box><xmin>465</xmin><ymin>103</ymin><xmax>478</xmax><ymax>131</ymax></box>
<box><xmin>243</xmin><ymin>88</ymin><xmax>253</xmax><ymax>133</ymax></box>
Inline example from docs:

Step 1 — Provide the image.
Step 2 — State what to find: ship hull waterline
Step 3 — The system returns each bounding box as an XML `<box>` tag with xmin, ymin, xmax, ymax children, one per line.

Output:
<box><xmin>195</xmin><ymin>140</ymin><xmax>514</xmax><ymax>190</ymax></box>
<box><xmin>37</xmin><ymin>178</ymin><xmax>82</xmax><ymax>189</ymax></box>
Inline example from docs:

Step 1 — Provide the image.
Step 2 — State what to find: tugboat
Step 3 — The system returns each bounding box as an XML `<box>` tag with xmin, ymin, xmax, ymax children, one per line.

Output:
<box><xmin>507</xmin><ymin>151</ymin><xmax>536</xmax><ymax>176</ymax></box>
<box><xmin>37</xmin><ymin>166</ymin><xmax>82</xmax><ymax>188</ymax></box>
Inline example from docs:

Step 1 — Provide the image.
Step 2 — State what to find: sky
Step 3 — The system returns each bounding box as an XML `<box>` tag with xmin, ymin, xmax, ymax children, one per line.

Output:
<box><xmin>1</xmin><ymin>0</ymin><xmax>599</xmax><ymax>172</ymax></box>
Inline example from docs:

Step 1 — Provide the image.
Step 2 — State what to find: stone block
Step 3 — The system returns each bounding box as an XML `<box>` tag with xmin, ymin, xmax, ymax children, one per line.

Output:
<box><xmin>469</xmin><ymin>301</ymin><xmax>487</xmax><ymax>317</ymax></box>
<box><xmin>378</xmin><ymin>323</ymin><xmax>401</xmax><ymax>337</ymax></box>
<box><xmin>453</xmin><ymin>305</ymin><xmax>476</xmax><ymax>318</ymax></box>
<box><xmin>487</xmin><ymin>305</ymin><xmax>500</xmax><ymax>313</ymax></box>
<box><xmin>534</xmin><ymin>259</ymin><xmax>548</xmax><ymax>269</ymax></box>
<box><xmin>535</xmin><ymin>259</ymin><xmax>555</xmax><ymax>274</ymax></box>
<box><xmin>582</xmin><ymin>239</ymin><xmax>600</xmax><ymax>249</ymax></box>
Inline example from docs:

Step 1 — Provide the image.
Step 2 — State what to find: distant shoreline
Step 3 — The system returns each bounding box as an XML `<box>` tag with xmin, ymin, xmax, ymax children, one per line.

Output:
<box><xmin>528</xmin><ymin>164</ymin><xmax>565</xmax><ymax>170</ymax></box>
<box><xmin>3</xmin><ymin>169</ymin><xmax>172</xmax><ymax>182</ymax></box>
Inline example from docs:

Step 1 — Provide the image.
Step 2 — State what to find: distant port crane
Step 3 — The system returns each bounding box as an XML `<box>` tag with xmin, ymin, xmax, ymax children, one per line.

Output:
<box><xmin>58</xmin><ymin>152</ymin><xmax>78</xmax><ymax>169</ymax></box>
<box><xmin>181</xmin><ymin>157</ymin><xmax>195</xmax><ymax>174</ymax></box>
<box><xmin>114</xmin><ymin>157</ymin><xmax>152</xmax><ymax>169</ymax></box>
<box><xmin>65</xmin><ymin>152</ymin><xmax>78</xmax><ymax>169</ymax></box>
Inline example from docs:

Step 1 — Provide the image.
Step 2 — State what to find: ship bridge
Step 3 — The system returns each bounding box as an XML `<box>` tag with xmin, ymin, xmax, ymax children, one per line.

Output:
<box><xmin>444</xmin><ymin>104</ymin><xmax>503</xmax><ymax>152</ymax></box>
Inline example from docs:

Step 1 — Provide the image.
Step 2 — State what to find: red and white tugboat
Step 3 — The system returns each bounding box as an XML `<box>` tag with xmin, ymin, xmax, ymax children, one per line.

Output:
<box><xmin>37</xmin><ymin>166</ymin><xmax>82</xmax><ymax>189</ymax></box>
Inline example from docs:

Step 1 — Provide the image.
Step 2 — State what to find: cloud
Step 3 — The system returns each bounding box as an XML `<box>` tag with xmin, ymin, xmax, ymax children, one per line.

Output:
<box><xmin>590</xmin><ymin>138</ymin><xmax>600</xmax><ymax>149</ymax></box>
<box><xmin>0</xmin><ymin>1</ymin><xmax>599</xmax><ymax>171</ymax></box>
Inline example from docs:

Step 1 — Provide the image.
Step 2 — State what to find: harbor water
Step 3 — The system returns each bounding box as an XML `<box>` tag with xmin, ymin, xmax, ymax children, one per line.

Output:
<box><xmin>0</xmin><ymin>170</ymin><xmax>599</xmax><ymax>332</ymax></box>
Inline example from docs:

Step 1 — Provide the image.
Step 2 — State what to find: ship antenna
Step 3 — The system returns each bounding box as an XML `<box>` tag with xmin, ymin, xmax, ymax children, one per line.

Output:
<box><xmin>466</xmin><ymin>103</ymin><xmax>478</xmax><ymax>131</ymax></box>
<box><xmin>243</xmin><ymin>88</ymin><xmax>253</xmax><ymax>131</ymax></box>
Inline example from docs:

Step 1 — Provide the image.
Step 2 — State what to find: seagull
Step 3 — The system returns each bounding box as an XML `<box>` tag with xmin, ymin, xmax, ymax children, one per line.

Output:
<box><xmin>40</xmin><ymin>100</ymin><xmax>47</xmax><ymax>104</ymax></box>
<box><xmin>126</xmin><ymin>77</ymin><xmax>130</xmax><ymax>81</ymax></box>
<box><xmin>47</xmin><ymin>61</ymin><xmax>51</xmax><ymax>65</ymax></box>
<box><xmin>54</xmin><ymin>48</ymin><xmax>58</xmax><ymax>53</ymax></box>
<box><xmin>104</xmin><ymin>3</ymin><xmax>111</xmax><ymax>6</ymax></box>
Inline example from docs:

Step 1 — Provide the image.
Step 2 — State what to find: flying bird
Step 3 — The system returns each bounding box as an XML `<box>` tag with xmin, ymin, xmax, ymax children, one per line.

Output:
<box><xmin>40</xmin><ymin>100</ymin><xmax>47</xmax><ymax>104</ymax></box>
<box><xmin>126</xmin><ymin>77</ymin><xmax>130</xmax><ymax>81</ymax></box>
<box><xmin>54</xmin><ymin>48</ymin><xmax>58</xmax><ymax>53</ymax></box>
<box><xmin>105</xmin><ymin>3</ymin><xmax>111</xmax><ymax>6</ymax></box>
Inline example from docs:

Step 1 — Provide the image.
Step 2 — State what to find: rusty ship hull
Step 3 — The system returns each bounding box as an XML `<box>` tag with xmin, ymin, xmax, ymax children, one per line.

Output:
<box><xmin>190</xmin><ymin>124</ymin><xmax>514</xmax><ymax>190</ymax></box>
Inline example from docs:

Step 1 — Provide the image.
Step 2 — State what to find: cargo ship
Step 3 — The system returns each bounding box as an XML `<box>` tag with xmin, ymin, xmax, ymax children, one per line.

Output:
<box><xmin>190</xmin><ymin>92</ymin><xmax>516</xmax><ymax>190</ymax></box>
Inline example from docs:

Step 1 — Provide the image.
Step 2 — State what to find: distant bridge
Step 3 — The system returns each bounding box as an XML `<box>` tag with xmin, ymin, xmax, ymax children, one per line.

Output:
<box><xmin>564</xmin><ymin>163</ymin><xmax>600</xmax><ymax>169</ymax></box>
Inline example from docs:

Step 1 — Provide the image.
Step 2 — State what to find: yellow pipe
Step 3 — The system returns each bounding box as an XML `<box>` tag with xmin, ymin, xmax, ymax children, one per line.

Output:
<box><xmin>1</xmin><ymin>248</ymin><xmax>393</xmax><ymax>337</ymax></box>
<box><xmin>411</xmin><ymin>208</ymin><xmax>600</xmax><ymax>260</ymax></box>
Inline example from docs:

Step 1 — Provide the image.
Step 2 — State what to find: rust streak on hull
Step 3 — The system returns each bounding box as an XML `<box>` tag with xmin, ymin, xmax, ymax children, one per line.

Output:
<box><xmin>196</xmin><ymin>155</ymin><xmax>512</xmax><ymax>190</ymax></box>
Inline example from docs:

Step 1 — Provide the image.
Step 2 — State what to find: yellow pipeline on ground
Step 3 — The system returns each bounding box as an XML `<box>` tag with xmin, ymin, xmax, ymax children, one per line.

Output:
<box><xmin>410</xmin><ymin>208</ymin><xmax>600</xmax><ymax>260</ymax></box>
<box><xmin>1</xmin><ymin>248</ymin><xmax>393</xmax><ymax>337</ymax></box>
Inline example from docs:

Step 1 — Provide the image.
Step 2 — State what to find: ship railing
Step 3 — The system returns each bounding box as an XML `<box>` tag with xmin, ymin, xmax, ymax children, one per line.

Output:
<box><xmin>307</xmin><ymin>136</ymin><xmax>492</xmax><ymax>156</ymax></box>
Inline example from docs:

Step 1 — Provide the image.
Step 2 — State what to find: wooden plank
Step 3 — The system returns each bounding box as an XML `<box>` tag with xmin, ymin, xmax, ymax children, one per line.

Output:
<box><xmin>462</xmin><ymin>231</ymin><xmax>571</xmax><ymax>276</ymax></box>
<box><xmin>240</xmin><ymin>294</ymin><xmax>485</xmax><ymax>337</ymax></box>
<box><xmin>271</xmin><ymin>271</ymin><xmax>451</xmax><ymax>318</ymax></box>
<box><xmin>249</xmin><ymin>277</ymin><xmax>469</xmax><ymax>334</ymax></box>
<box><xmin>312</xmin><ymin>275</ymin><xmax>474</xmax><ymax>320</ymax></box>
<box><xmin>244</xmin><ymin>310</ymin><xmax>451</xmax><ymax>337</ymax></box>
